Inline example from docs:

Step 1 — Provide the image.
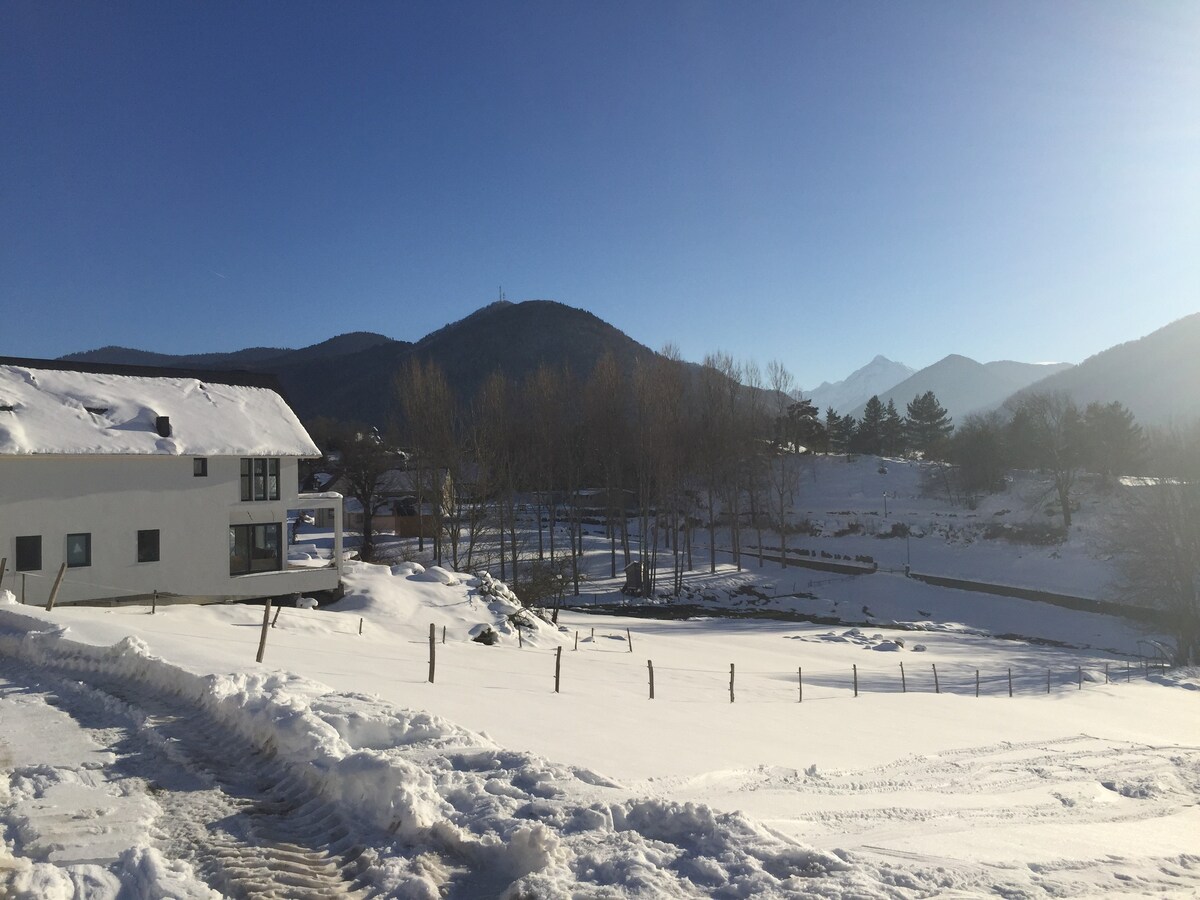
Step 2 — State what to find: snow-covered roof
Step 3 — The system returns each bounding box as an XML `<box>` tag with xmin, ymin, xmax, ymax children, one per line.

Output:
<box><xmin>0</xmin><ymin>360</ymin><xmax>319</xmax><ymax>457</ymax></box>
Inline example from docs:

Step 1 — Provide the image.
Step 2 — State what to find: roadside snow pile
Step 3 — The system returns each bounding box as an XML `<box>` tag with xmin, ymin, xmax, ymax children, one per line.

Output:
<box><xmin>0</xmin><ymin>609</ymin><xmax>896</xmax><ymax>898</ymax></box>
<box><xmin>328</xmin><ymin>561</ymin><xmax>565</xmax><ymax>648</ymax></box>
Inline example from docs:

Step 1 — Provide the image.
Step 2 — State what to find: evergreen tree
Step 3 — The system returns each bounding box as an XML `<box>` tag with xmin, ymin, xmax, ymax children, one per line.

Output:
<box><xmin>854</xmin><ymin>395</ymin><xmax>886</xmax><ymax>455</ymax></box>
<box><xmin>779</xmin><ymin>399</ymin><xmax>825</xmax><ymax>452</ymax></box>
<box><xmin>881</xmin><ymin>398</ymin><xmax>905</xmax><ymax>456</ymax></box>
<box><xmin>824</xmin><ymin>407</ymin><xmax>844</xmax><ymax>452</ymax></box>
<box><xmin>906</xmin><ymin>391</ymin><xmax>953</xmax><ymax>456</ymax></box>
<box><xmin>1082</xmin><ymin>401</ymin><xmax>1144</xmax><ymax>487</ymax></box>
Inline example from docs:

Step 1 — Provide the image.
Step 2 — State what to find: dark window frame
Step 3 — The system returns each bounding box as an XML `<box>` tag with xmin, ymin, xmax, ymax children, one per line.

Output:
<box><xmin>137</xmin><ymin>529</ymin><xmax>160</xmax><ymax>563</ymax></box>
<box><xmin>15</xmin><ymin>535</ymin><xmax>41</xmax><ymax>571</ymax></box>
<box><xmin>66</xmin><ymin>533</ymin><xmax>91</xmax><ymax>568</ymax></box>
<box><xmin>229</xmin><ymin>522</ymin><xmax>282</xmax><ymax>575</ymax></box>
<box><xmin>240</xmin><ymin>458</ymin><xmax>280</xmax><ymax>501</ymax></box>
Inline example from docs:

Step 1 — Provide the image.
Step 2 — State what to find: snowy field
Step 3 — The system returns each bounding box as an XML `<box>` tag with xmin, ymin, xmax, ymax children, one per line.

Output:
<box><xmin>2</xmin><ymin>456</ymin><xmax>1198</xmax><ymax>897</ymax></box>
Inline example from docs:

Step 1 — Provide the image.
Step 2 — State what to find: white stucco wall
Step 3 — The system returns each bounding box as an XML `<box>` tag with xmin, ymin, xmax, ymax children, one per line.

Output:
<box><xmin>0</xmin><ymin>455</ymin><xmax>341</xmax><ymax>605</ymax></box>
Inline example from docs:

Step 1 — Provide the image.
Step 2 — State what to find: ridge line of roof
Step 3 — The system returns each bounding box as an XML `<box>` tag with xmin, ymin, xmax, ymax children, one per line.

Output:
<box><xmin>0</xmin><ymin>356</ymin><xmax>287</xmax><ymax>395</ymax></box>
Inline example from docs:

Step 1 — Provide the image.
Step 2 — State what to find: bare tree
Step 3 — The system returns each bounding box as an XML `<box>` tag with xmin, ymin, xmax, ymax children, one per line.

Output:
<box><xmin>584</xmin><ymin>352</ymin><xmax>629</xmax><ymax>579</ymax></box>
<box><xmin>1008</xmin><ymin>392</ymin><xmax>1084</xmax><ymax>529</ymax></box>
<box><xmin>766</xmin><ymin>360</ymin><xmax>800</xmax><ymax>567</ymax></box>
<box><xmin>331</xmin><ymin>424</ymin><xmax>396</xmax><ymax>563</ymax></box>
<box><xmin>1106</xmin><ymin>481</ymin><xmax>1200</xmax><ymax>664</ymax></box>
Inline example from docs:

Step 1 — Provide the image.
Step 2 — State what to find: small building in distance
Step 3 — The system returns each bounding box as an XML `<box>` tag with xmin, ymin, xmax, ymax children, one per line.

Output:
<box><xmin>0</xmin><ymin>358</ymin><xmax>343</xmax><ymax>606</ymax></box>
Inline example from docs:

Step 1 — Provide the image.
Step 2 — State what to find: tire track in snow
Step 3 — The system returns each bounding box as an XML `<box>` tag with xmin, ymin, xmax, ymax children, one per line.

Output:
<box><xmin>0</xmin><ymin>660</ymin><xmax>403</xmax><ymax>898</ymax></box>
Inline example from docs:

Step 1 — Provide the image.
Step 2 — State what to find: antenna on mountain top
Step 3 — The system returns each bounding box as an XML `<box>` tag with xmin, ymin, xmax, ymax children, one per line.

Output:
<box><xmin>498</xmin><ymin>286</ymin><xmax>506</xmax><ymax>302</ymax></box>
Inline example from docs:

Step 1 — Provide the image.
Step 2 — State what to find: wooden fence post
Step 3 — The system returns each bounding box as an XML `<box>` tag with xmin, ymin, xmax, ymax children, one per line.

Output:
<box><xmin>271</xmin><ymin>604</ymin><xmax>283</xmax><ymax>627</ymax></box>
<box><xmin>21</xmin><ymin>573</ymin><xmax>26</xmax><ymax>605</ymax></box>
<box><xmin>574</xmin><ymin>631</ymin><xmax>579</xmax><ymax>651</ymax></box>
<box><xmin>0</xmin><ymin>557</ymin><xmax>6</xmax><ymax>589</ymax></box>
<box><xmin>428</xmin><ymin>623</ymin><xmax>436</xmax><ymax>683</ymax></box>
<box><xmin>627</xmin><ymin>628</ymin><xmax>633</xmax><ymax>652</ymax></box>
<box><xmin>853</xmin><ymin>664</ymin><xmax>858</xmax><ymax>697</ymax></box>
<box><xmin>442</xmin><ymin>625</ymin><xmax>446</xmax><ymax>645</ymax></box>
<box><xmin>1104</xmin><ymin>662</ymin><xmax>1109</xmax><ymax>684</ymax></box>
<box><xmin>256</xmin><ymin>599</ymin><xmax>272</xmax><ymax>663</ymax></box>
<box><xmin>1047</xmin><ymin>668</ymin><xmax>1051</xmax><ymax>694</ymax></box>
<box><xmin>798</xmin><ymin>666</ymin><xmax>803</xmax><ymax>703</ymax></box>
<box><xmin>359</xmin><ymin>617</ymin><xmax>363</xmax><ymax>635</ymax></box>
<box><xmin>1008</xmin><ymin>667</ymin><xmax>1013</xmax><ymax>697</ymax></box>
<box><xmin>45</xmin><ymin>563</ymin><xmax>67</xmax><ymax>611</ymax></box>
<box><xmin>932</xmin><ymin>664</ymin><xmax>940</xmax><ymax>694</ymax></box>
<box><xmin>900</xmin><ymin>661</ymin><xmax>906</xmax><ymax>693</ymax></box>
<box><xmin>554</xmin><ymin>646</ymin><xmax>562</xmax><ymax>694</ymax></box>
<box><xmin>729</xmin><ymin>663</ymin><xmax>735</xmax><ymax>703</ymax></box>
<box><xmin>647</xmin><ymin>660</ymin><xmax>655</xmax><ymax>700</ymax></box>
<box><xmin>975</xmin><ymin>669</ymin><xmax>980</xmax><ymax>697</ymax></box>
<box><xmin>1077</xmin><ymin>665</ymin><xmax>1082</xmax><ymax>690</ymax></box>
<box><xmin>518</xmin><ymin>627</ymin><xmax>523</xmax><ymax>648</ymax></box>
<box><xmin>1126</xmin><ymin>661</ymin><xmax>1130</xmax><ymax>682</ymax></box>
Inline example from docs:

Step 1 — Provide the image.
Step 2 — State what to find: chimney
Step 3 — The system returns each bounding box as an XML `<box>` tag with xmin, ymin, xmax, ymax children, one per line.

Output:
<box><xmin>155</xmin><ymin>415</ymin><xmax>171</xmax><ymax>437</ymax></box>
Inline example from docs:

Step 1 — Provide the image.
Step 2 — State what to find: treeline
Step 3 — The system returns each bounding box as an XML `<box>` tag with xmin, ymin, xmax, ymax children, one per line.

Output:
<box><xmin>309</xmin><ymin>350</ymin><xmax>1196</xmax><ymax>598</ymax></box>
<box><xmin>311</xmin><ymin>350</ymin><xmax>826</xmax><ymax>598</ymax></box>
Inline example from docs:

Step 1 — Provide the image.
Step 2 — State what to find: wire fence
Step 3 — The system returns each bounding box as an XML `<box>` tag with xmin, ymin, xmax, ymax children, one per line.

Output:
<box><xmin>2</xmin><ymin>572</ymin><xmax>1171</xmax><ymax>707</ymax></box>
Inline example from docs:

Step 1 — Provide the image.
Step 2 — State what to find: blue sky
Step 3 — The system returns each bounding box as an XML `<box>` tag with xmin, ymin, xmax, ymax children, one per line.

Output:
<box><xmin>3</xmin><ymin>1</ymin><xmax>1197</xmax><ymax>390</ymax></box>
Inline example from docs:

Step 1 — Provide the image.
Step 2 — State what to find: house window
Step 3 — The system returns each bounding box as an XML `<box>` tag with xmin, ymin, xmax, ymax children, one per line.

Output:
<box><xmin>66</xmin><ymin>533</ymin><xmax>91</xmax><ymax>568</ymax></box>
<box><xmin>15</xmin><ymin>535</ymin><xmax>41</xmax><ymax>571</ymax></box>
<box><xmin>137</xmin><ymin>529</ymin><xmax>160</xmax><ymax>563</ymax></box>
<box><xmin>229</xmin><ymin>523</ymin><xmax>282</xmax><ymax>575</ymax></box>
<box><xmin>194</xmin><ymin>458</ymin><xmax>208</xmax><ymax>477</ymax></box>
<box><xmin>240</xmin><ymin>458</ymin><xmax>280</xmax><ymax>501</ymax></box>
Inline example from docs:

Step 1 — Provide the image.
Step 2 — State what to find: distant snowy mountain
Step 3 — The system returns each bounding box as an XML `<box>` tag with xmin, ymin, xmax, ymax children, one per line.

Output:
<box><xmin>805</xmin><ymin>355</ymin><xmax>914</xmax><ymax>414</ymax></box>
<box><xmin>848</xmin><ymin>356</ymin><xmax>1073</xmax><ymax>423</ymax></box>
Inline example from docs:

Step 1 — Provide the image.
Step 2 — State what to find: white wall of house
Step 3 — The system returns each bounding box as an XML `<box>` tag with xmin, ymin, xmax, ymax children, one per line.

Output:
<box><xmin>0</xmin><ymin>454</ymin><xmax>342</xmax><ymax>605</ymax></box>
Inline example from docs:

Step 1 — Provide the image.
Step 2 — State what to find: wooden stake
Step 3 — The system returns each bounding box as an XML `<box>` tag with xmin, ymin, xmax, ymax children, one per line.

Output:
<box><xmin>900</xmin><ymin>661</ymin><xmax>906</xmax><ymax>693</ymax></box>
<box><xmin>256</xmin><ymin>599</ymin><xmax>272</xmax><ymax>663</ymax></box>
<box><xmin>932</xmin><ymin>663</ymin><xmax>940</xmax><ymax>694</ymax></box>
<box><xmin>359</xmin><ymin>617</ymin><xmax>363</xmax><ymax>635</ymax></box>
<box><xmin>0</xmin><ymin>557</ymin><xmax>7</xmax><ymax>589</ymax></box>
<box><xmin>591</xmin><ymin>626</ymin><xmax>595</xmax><ymax>639</ymax></box>
<box><xmin>798</xmin><ymin>666</ymin><xmax>803</xmax><ymax>703</ymax></box>
<box><xmin>45</xmin><ymin>562</ymin><xmax>67</xmax><ymax>611</ymax></box>
<box><xmin>574</xmin><ymin>631</ymin><xmax>579</xmax><ymax>651</ymax></box>
<box><xmin>1047</xmin><ymin>668</ymin><xmax>1051</xmax><ymax>694</ymax></box>
<box><xmin>627</xmin><ymin>627</ymin><xmax>632</xmax><ymax>652</ymax></box>
<box><xmin>428</xmin><ymin>623</ymin><xmax>436</xmax><ymax>683</ymax></box>
<box><xmin>975</xmin><ymin>669</ymin><xmax>980</xmax><ymax>697</ymax></box>
<box><xmin>442</xmin><ymin>625</ymin><xmax>446</xmax><ymax>644</ymax></box>
<box><xmin>271</xmin><ymin>604</ymin><xmax>283</xmax><ymax>627</ymax></box>
<box><xmin>554</xmin><ymin>646</ymin><xmax>562</xmax><ymax>693</ymax></box>
<box><xmin>1104</xmin><ymin>662</ymin><xmax>1109</xmax><ymax>684</ymax></box>
<box><xmin>729</xmin><ymin>663</ymin><xmax>735</xmax><ymax>703</ymax></box>
<box><xmin>151</xmin><ymin>589</ymin><xmax>157</xmax><ymax>615</ymax></box>
<box><xmin>1077</xmin><ymin>665</ymin><xmax>1082</xmax><ymax>690</ymax></box>
<box><xmin>853</xmin><ymin>664</ymin><xmax>858</xmax><ymax>697</ymax></box>
<box><xmin>1008</xmin><ymin>667</ymin><xmax>1013</xmax><ymax>697</ymax></box>
<box><xmin>21</xmin><ymin>573</ymin><xmax>26</xmax><ymax>605</ymax></box>
<box><xmin>518</xmin><ymin>627</ymin><xmax>523</xmax><ymax>648</ymax></box>
<box><xmin>647</xmin><ymin>660</ymin><xmax>655</xmax><ymax>700</ymax></box>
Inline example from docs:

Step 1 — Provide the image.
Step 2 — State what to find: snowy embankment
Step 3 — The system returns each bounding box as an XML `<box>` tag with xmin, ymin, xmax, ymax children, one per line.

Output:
<box><xmin>3</xmin><ymin>553</ymin><xmax>1199</xmax><ymax>898</ymax></box>
<box><xmin>1</xmin><ymin>579</ymin><xmax>893</xmax><ymax>899</ymax></box>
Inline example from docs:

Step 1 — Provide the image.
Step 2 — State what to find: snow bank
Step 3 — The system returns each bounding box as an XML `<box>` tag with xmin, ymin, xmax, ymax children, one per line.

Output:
<box><xmin>0</xmin><ymin>608</ymin><xmax>897</xmax><ymax>898</ymax></box>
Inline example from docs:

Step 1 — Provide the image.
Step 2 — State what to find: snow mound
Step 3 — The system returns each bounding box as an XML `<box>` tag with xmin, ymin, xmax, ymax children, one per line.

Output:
<box><xmin>414</xmin><ymin>566</ymin><xmax>460</xmax><ymax>585</ymax></box>
<box><xmin>390</xmin><ymin>562</ymin><xmax>425</xmax><ymax>576</ymax></box>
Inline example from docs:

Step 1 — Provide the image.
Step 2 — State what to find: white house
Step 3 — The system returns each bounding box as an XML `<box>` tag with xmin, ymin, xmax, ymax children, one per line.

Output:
<box><xmin>0</xmin><ymin>358</ymin><xmax>343</xmax><ymax>606</ymax></box>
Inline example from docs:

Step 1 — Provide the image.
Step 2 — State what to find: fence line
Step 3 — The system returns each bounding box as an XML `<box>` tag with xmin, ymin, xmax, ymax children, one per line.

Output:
<box><xmin>8</xmin><ymin>598</ymin><xmax>1167</xmax><ymax>705</ymax></box>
